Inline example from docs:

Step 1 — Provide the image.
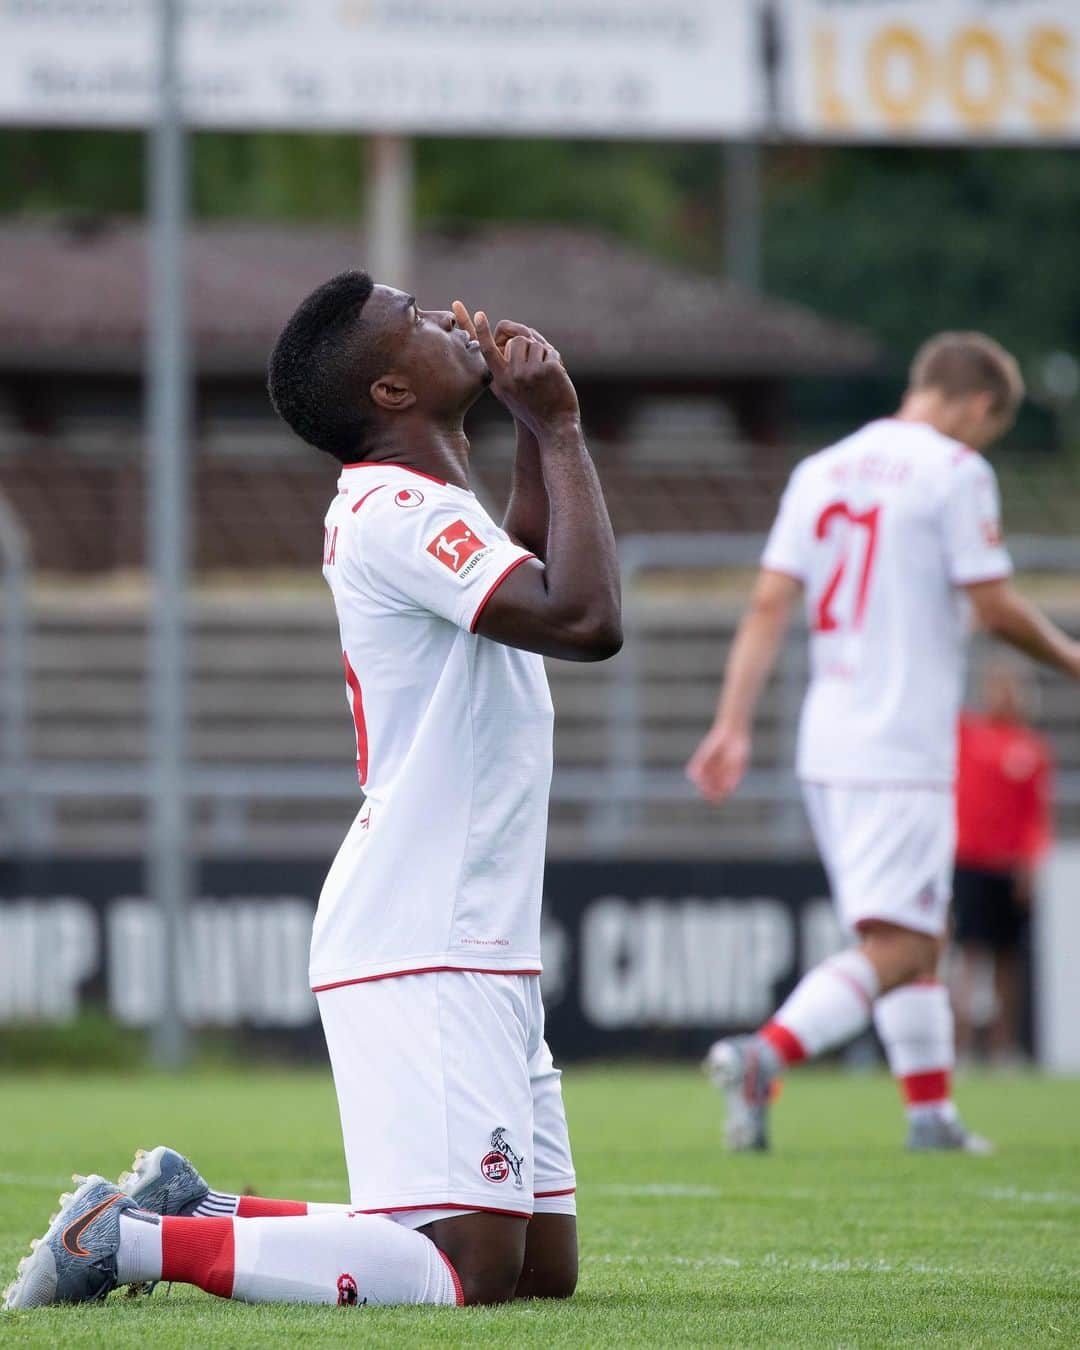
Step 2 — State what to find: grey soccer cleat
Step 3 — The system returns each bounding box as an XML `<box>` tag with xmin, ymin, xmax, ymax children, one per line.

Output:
<box><xmin>704</xmin><ymin>1035</ymin><xmax>781</xmax><ymax>1152</ymax></box>
<box><xmin>3</xmin><ymin>1174</ymin><xmax>149</xmax><ymax>1310</ymax></box>
<box><xmin>906</xmin><ymin>1113</ymin><xmax>995</xmax><ymax>1155</ymax></box>
<box><xmin>118</xmin><ymin>1145</ymin><xmax>210</xmax><ymax>1217</ymax></box>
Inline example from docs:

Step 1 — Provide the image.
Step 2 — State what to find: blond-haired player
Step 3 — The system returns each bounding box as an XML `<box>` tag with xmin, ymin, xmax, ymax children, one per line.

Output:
<box><xmin>688</xmin><ymin>333</ymin><xmax>1080</xmax><ymax>1151</ymax></box>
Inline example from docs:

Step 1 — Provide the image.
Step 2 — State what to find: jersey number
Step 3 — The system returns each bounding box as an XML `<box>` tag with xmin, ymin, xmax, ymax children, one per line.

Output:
<box><xmin>813</xmin><ymin>501</ymin><xmax>881</xmax><ymax>633</ymax></box>
<box><xmin>343</xmin><ymin>651</ymin><xmax>369</xmax><ymax>787</ymax></box>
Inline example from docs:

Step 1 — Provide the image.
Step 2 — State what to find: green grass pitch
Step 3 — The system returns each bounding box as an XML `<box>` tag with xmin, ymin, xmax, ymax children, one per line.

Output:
<box><xmin>1</xmin><ymin>1065</ymin><xmax>1077</xmax><ymax>1346</ymax></box>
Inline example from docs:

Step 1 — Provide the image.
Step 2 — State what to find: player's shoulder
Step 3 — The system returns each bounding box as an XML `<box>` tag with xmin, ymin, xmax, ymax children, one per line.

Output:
<box><xmin>894</xmin><ymin>422</ymin><xmax>994</xmax><ymax>482</ymax></box>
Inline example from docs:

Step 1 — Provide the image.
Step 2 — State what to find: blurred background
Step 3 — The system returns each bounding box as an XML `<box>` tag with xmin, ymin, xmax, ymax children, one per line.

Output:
<box><xmin>1</xmin><ymin>0</ymin><xmax>1078</xmax><ymax>1071</ymax></box>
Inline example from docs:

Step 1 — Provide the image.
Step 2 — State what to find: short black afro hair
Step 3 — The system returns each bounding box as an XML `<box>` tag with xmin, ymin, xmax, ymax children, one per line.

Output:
<box><xmin>267</xmin><ymin>270</ymin><xmax>392</xmax><ymax>463</ymax></box>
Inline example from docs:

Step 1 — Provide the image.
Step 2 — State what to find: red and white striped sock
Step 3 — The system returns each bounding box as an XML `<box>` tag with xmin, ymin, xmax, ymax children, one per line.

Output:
<box><xmin>192</xmin><ymin>1190</ymin><xmax>350</xmax><ymax>1218</ymax></box>
<box><xmin>759</xmin><ymin>949</ymin><xmax>880</xmax><ymax>1065</ymax></box>
<box><xmin>116</xmin><ymin>1211</ymin><xmax>462</xmax><ymax>1306</ymax></box>
<box><xmin>873</xmin><ymin>980</ymin><xmax>957</xmax><ymax>1120</ymax></box>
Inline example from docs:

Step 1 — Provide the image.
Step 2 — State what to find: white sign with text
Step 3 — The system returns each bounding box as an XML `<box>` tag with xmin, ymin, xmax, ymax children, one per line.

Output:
<box><xmin>778</xmin><ymin>0</ymin><xmax>1080</xmax><ymax>142</ymax></box>
<box><xmin>0</xmin><ymin>0</ymin><xmax>760</xmax><ymax>136</ymax></box>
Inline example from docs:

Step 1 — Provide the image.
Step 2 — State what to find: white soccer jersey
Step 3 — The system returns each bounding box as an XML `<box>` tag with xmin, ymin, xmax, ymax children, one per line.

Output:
<box><xmin>310</xmin><ymin>462</ymin><xmax>554</xmax><ymax>991</ymax></box>
<box><xmin>763</xmin><ymin>419</ymin><xmax>1012</xmax><ymax>786</ymax></box>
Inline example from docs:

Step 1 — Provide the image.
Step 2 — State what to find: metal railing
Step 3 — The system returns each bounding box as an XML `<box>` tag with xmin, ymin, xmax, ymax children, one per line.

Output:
<box><xmin>592</xmin><ymin>531</ymin><xmax>1080</xmax><ymax>848</ymax></box>
<box><xmin>0</xmin><ymin>493</ymin><xmax>30</xmax><ymax>852</ymax></box>
<box><xmin>2</xmin><ymin>531</ymin><xmax>1080</xmax><ymax>857</ymax></box>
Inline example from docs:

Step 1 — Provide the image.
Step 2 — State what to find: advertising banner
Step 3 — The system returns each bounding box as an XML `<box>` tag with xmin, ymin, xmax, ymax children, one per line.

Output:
<box><xmin>0</xmin><ymin>1</ymin><xmax>760</xmax><ymax>137</ymax></box>
<box><xmin>777</xmin><ymin>0</ymin><xmax>1080</xmax><ymax>143</ymax></box>
<box><xmin>0</xmin><ymin>858</ymin><xmax>842</xmax><ymax>1060</ymax></box>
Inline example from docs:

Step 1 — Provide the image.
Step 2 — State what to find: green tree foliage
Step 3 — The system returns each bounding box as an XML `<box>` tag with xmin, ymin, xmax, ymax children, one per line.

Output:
<box><xmin>762</xmin><ymin>146</ymin><xmax>1080</xmax><ymax>375</ymax></box>
<box><xmin>2</xmin><ymin>129</ymin><xmax>1077</xmax><ymax>376</ymax></box>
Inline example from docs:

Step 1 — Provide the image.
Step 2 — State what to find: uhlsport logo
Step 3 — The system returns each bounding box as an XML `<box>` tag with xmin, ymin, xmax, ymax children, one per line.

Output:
<box><xmin>481</xmin><ymin>1126</ymin><xmax>525</xmax><ymax>1188</ymax></box>
<box><xmin>395</xmin><ymin>488</ymin><xmax>424</xmax><ymax>508</ymax></box>
<box><xmin>426</xmin><ymin>519</ymin><xmax>489</xmax><ymax>576</ymax></box>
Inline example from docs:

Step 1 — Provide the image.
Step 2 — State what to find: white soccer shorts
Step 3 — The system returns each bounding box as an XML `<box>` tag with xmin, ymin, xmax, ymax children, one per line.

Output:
<box><xmin>317</xmin><ymin>970</ymin><xmax>576</xmax><ymax>1229</ymax></box>
<box><xmin>802</xmin><ymin>782</ymin><xmax>955</xmax><ymax>938</ymax></box>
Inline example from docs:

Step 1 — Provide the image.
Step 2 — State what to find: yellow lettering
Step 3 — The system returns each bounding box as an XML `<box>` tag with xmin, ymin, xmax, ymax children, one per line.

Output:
<box><xmin>867</xmin><ymin>26</ymin><xmax>933</xmax><ymax>129</ymax></box>
<box><xmin>813</xmin><ymin>25</ymin><xmax>850</xmax><ymax>128</ymax></box>
<box><xmin>946</xmin><ymin>27</ymin><xmax>1009</xmax><ymax>130</ymax></box>
<box><xmin>1028</xmin><ymin>27</ymin><xmax>1075</xmax><ymax>131</ymax></box>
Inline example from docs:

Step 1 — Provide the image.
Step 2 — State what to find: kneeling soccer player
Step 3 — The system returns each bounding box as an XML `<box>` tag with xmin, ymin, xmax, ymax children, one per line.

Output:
<box><xmin>688</xmin><ymin>332</ymin><xmax>1080</xmax><ymax>1153</ymax></box>
<box><xmin>5</xmin><ymin>279</ymin><xmax>621</xmax><ymax>1310</ymax></box>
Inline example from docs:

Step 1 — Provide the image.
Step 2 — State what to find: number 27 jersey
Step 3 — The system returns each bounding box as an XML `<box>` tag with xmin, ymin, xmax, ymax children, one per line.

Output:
<box><xmin>762</xmin><ymin>419</ymin><xmax>1012</xmax><ymax>786</ymax></box>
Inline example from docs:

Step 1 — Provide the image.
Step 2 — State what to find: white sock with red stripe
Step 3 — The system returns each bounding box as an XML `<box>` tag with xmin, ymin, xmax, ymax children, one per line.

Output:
<box><xmin>873</xmin><ymin>981</ymin><xmax>957</xmax><ymax>1120</ymax></box>
<box><xmin>116</xmin><ymin>1212</ymin><xmax>462</xmax><ymax>1306</ymax></box>
<box><xmin>192</xmin><ymin>1190</ymin><xmax>349</xmax><ymax>1218</ymax></box>
<box><xmin>759</xmin><ymin>949</ymin><xmax>880</xmax><ymax>1064</ymax></box>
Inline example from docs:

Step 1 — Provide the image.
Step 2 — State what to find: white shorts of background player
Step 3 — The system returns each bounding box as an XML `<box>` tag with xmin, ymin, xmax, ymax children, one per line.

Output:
<box><xmin>802</xmin><ymin>782</ymin><xmax>954</xmax><ymax>939</ymax></box>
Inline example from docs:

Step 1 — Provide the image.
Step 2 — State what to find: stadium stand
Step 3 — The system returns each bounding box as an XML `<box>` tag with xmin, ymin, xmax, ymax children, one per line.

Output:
<box><xmin>8</xmin><ymin>590</ymin><xmax>1079</xmax><ymax>859</ymax></box>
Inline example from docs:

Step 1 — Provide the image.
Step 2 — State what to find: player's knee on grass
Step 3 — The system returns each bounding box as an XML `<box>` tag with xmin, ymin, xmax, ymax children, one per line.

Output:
<box><xmin>422</xmin><ymin>1213</ymin><xmax>527</xmax><ymax>1306</ymax></box>
<box><xmin>515</xmin><ymin>1215</ymin><xmax>578</xmax><ymax>1300</ymax></box>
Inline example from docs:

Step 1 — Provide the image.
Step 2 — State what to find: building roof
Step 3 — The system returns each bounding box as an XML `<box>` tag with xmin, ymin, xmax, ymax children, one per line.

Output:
<box><xmin>0</xmin><ymin>217</ymin><xmax>878</xmax><ymax>378</ymax></box>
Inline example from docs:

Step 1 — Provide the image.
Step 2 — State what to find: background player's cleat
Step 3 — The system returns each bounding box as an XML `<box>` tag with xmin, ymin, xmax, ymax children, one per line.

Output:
<box><xmin>118</xmin><ymin>1145</ymin><xmax>210</xmax><ymax>1217</ymax></box>
<box><xmin>3</xmin><ymin>1174</ymin><xmax>144</xmax><ymax>1309</ymax></box>
<box><xmin>704</xmin><ymin>1035</ymin><xmax>781</xmax><ymax>1151</ymax></box>
<box><xmin>906</xmin><ymin>1114</ymin><xmax>995</xmax><ymax>1154</ymax></box>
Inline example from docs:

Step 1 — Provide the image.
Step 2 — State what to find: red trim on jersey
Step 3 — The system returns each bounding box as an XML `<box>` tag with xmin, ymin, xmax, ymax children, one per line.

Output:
<box><xmin>438</xmin><ymin>1249</ymin><xmax>466</xmax><ymax>1305</ymax></box>
<box><xmin>343</xmin><ymin>462</ymin><xmax>448</xmax><ymax>486</ymax></box>
<box><xmin>312</xmin><ymin>965</ymin><xmax>542</xmax><ymax>993</ymax></box>
<box><xmin>469</xmin><ymin>553</ymin><xmax>538</xmax><ymax>633</ymax></box>
<box><xmin>161</xmin><ymin>1216</ymin><xmax>235</xmax><ymax>1299</ymax></box>
<box><xmin>351</xmin><ymin>484</ymin><xmax>388</xmax><ymax>513</ymax></box>
<box><xmin>534</xmin><ymin>1187</ymin><xmax>576</xmax><ymax>1198</ymax></box>
<box><xmin>760</xmin><ymin>1021</ymin><xmax>807</xmax><ymax>1065</ymax></box>
<box><xmin>900</xmin><ymin>1069</ymin><xmax>950</xmax><ymax>1106</ymax></box>
<box><xmin>342</xmin><ymin>651</ymin><xmax>369</xmax><ymax>786</ymax></box>
<box><xmin>353</xmin><ymin>1202</ymin><xmax>532</xmax><ymax>1219</ymax></box>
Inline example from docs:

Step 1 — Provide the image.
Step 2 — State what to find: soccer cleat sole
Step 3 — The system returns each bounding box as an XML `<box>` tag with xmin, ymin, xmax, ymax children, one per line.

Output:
<box><xmin>3</xmin><ymin>1174</ymin><xmax>109</xmax><ymax>1310</ymax></box>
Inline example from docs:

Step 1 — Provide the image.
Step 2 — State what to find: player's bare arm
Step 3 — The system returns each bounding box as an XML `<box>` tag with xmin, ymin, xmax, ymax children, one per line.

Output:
<box><xmin>452</xmin><ymin>303</ymin><xmax>550</xmax><ymax>557</ymax></box>
<box><xmin>686</xmin><ymin>568</ymin><xmax>801</xmax><ymax>803</ymax></box>
<box><xmin>965</xmin><ymin>578</ymin><xmax>1080</xmax><ymax>680</ymax></box>
<box><xmin>467</xmin><ymin>309</ymin><xmax>622</xmax><ymax>663</ymax></box>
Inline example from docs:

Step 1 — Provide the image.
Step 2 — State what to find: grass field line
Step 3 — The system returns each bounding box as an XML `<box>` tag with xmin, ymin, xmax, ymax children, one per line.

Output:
<box><xmin>981</xmin><ymin>1186</ymin><xmax>1080</xmax><ymax>1205</ymax></box>
<box><xmin>589</xmin><ymin>1252</ymin><xmax>962</xmax><ymax>1276</ymax></box>
<box><xmin>589</xmin><ymin>1183</ymin><xmax>725</xmax><ymax>1198</ymax></box>
<box><xmin>0</xmin><ymin>1173</ymin><xmax>75</xmax><ymax>1189</ymax></box>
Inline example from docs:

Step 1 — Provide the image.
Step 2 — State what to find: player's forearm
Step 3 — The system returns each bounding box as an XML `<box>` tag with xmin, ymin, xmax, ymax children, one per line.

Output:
<box><xmin>713</xmin><ymin>604</ymin><xmax>791</xmax><ymax>734</ymax></box>
<box><xmin>502</xmin><ymin>421</ymin><xmax>549</xmax><ymax>558</ymax></box>
<box><xmin>534</xmin><ymin>416</ymin><xmax>621</xmax><ymax>654</ymax></box>
<box><xmin>978</xmin><ymin>587</ymin><xmax>1080</xmax><ymax>679</ymax></box>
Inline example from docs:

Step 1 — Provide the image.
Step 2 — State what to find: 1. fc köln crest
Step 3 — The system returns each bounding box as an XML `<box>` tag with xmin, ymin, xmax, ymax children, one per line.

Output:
<box><xmin>427</xmin><ymin>519</ymin><xmax>487</xmax><ymax>574</ymax></box>
<box><xmin>481</xmin><ymin>1126</ymin><xmax>525</xmax><ymax>1188</ymax></box>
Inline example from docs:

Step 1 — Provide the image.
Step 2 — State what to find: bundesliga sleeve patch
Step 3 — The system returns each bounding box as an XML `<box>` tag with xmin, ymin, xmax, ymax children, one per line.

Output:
<box><xmin>426</xmin><ymin>519</ymin><xmax>491</xmax><ymax>578</ymax></box>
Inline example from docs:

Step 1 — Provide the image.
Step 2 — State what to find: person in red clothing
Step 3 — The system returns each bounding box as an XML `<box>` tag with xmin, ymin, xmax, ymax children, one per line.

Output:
<box><xmin>953</xmin><ymin>662</ymin><xmax>1054</xmax><ymax>1063</ymax></box>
